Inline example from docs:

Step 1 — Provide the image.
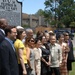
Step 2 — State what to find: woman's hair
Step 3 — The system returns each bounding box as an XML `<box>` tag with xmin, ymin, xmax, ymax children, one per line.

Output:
<box><xmin>25</xmin><ymin>37</ymin><xmax>35</xmax><ymax>46</ymax></box>
<box><xmin>63</xmin><ymin>32</ymin><xmax>69</xmax><ymax>36</ymax></box>
<box><xmin>37</xmin><ymin>35</ymin><xmax>45</xmax><ymax>41</ymax></box>
<box><xmin>16</xmin><ymin>29</ymin><xmax>25</xmax><ymax>39</ymax></box>
<box><xmin>57</xmin><ymin>34</ymin><xmax>64</xmax><ymax>40</ymax></box>
<box><xmin>34</xmin><ymin>38</ymin><xmax>40</xmax><ymax>44</ymax></box>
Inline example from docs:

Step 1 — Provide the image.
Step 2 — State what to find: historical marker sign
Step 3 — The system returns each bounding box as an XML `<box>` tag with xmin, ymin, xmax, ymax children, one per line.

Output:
<box><xmin>0</xmin><ymin>0</ymin><xmax>22</xmax><ymax>26</ymax></box>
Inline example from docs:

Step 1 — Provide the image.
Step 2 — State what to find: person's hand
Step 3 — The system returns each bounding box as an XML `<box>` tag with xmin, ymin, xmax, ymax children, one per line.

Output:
<box><xmin>23</xmin><ymin>70</ymin><xmax>27</xmax><ymax>75</ymax></box>
<box><xmin>46</xmin><ymin>62</ymin><xmax>51</xmax><ymax>66</ymax></box>
<box><xmin>59</xmin><ymin>63</ymin><xmax>62</xmax><ymax>67</ymax></box>
<box><xmin>29</xmin><ymin>66</ymin><xmax>33</xmax><ymax>71</ymax></box>
<box><xmin>64</xmin><ymin>59</ymin><xmax>67</xmax><ymax>63</ymax></box>
<box><xmin>48</xmin><ymin>61</ymin><xmax>51</xmax><ymax>66</ymax></box>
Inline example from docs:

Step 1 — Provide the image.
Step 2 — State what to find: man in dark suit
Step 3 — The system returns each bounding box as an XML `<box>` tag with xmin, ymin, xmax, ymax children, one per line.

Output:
<box><xmin>0</xmin><ymin>18</ymin><xmax>8</xmax><ymax>74</ymax></box>
<box><xmin>0</xmin><ymin>26</ymin><xmax>19</xmax><ymax>75</ymax></box>
<box><xmin>0</xmin><ymin>30</ymin><xmax>5</xmax><ymax>42</ymax></box>
<box><xmin>0</xmin><ymin>18</ymin><xmax>8</xmax><ymax>42</ymax></box>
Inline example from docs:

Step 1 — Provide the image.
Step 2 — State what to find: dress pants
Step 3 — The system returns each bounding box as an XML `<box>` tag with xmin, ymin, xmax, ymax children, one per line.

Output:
<box><xmin>50</xmin><ymin>67</ymin><xmax>61</xmax><ymax>75</ymax></box>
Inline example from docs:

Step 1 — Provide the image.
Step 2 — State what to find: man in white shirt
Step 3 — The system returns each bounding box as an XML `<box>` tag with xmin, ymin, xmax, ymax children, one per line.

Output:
<box><xmin>49</xmin><ymin>35</ymin><xmax>62</xmax><ymax>75</ymax></box>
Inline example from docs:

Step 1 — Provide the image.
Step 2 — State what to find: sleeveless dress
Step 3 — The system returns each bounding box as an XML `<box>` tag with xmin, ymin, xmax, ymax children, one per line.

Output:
<box><xmin>40</xmin><ymin>45</ymin><xmax>50</xmax><ymax>75</ymax></box>
<box><xmin>29</xmin><ymin>48</ymin><xmax>35</xmax><ymax>75</ymax></box>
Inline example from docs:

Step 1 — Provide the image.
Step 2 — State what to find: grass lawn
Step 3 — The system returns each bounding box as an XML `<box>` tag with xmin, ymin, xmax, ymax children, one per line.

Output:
<box><xmin>69</xmin><ymin>62</ymin><xmax>75</xmax><ymax>75</ymax></box>
<box><xmin>73</xmin><ymin>47</ymin><xmax>75</xmax><ymax>50</ymax></box>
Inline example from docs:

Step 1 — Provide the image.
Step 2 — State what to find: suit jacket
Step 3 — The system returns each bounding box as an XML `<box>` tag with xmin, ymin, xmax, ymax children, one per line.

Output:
<box><xmin>0</xmin><ymin>30</ymin><xmax>5</xmax><ymax>42</ymax></box>
<box><xmin>0</xmin><ymin>30</ymin><xmax>5</xmax><ymax>74</ymax></box>
<box><xmin>0</xmin><ymin>39</ymin><xmax>19</xmax><ymax>75</ymax></box>
<box><xmin>68</xmin><ymin>39</ymin><xmax>75</xmax><ymax>61</ymax></box>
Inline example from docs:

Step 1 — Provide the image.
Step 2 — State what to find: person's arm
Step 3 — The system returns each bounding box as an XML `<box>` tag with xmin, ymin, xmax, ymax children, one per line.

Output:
<box><xmin>41</xmin><ymin>47</ymin><xmax>50</xmax><ymax>65</ymax></box>
<box><xmin>65</xmin><ymin>45</ymin><xmax>70</xmax><ymax>63</ymax></box>
<box><xmin>0</xmin><ymin>44</ymin><xmax>11</xmax><ymax>75</ymax></box>
<box><xmin>41</xmin><ymin>57</ymin><xmax>49</xmax><ymax>65</ymax></box>
<box><xmin>26</xmin><ymin>47</ymin><xmax>32</xmax><ymax>69</ymax></box>
<box><xmin>59</xmin><ymin>46</ymin><xmax>62</xmax><ymax>65</ymax></box>
<box><xmin>48</xmin><ymin>55</ymin><xmax>51</xmax><ymax>66</ymax></box>
<box><xmin>65</xmin><ymin>44</ymin><xmax>70</xmax><ymax>52</ymax></box>
<box><xmin>34</xmin><ymin>60</ymin><xmax>37</xmax><ymax>75</ymax></box>
<box><xmin>18</xmin><ymin>48</ymin><xmax>27</xmax><ymax>75</ymax></box>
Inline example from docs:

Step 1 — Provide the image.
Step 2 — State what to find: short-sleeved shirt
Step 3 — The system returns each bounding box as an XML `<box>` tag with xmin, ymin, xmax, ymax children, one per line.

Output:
<box><xmin>14</xmin><ymin>39</ymin><xmax>27</xmax><ymax>64</ymax></box>
<box><xmin>50</xmin><ymin>43</ymin><xmax>62</xmax><ymax>67</ymax></box>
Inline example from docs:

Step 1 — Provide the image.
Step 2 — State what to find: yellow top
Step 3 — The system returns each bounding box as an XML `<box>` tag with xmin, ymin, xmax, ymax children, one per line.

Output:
<box><xmin>14</xmin><ymin>39</ymin><xmax>27</xmax><ymax>64</ymax></box>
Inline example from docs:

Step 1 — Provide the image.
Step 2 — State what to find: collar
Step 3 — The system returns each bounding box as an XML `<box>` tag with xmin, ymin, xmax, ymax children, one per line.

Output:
<box><xmin>0</xmin><ymin>28</ymin><xmax>5</xmax><ymax>35</ymax></box>
<box><xmin>50</xmin><ymin>43</ymin><xmax>56</xmax><ymax>46</ymax></box>
<box><xmin>5</xmin><ymin>37</ymin><xmax>13</xmax><ymax>44</ymax></box>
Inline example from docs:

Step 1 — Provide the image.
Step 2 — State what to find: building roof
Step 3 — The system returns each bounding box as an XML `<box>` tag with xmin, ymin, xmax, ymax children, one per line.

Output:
<box><xmin>22</xmin><ymin>13</ymin><xmax>29</xmax><ymax>19</ymax></box>
<box><xmin>31</xmin><ymin>15</ymin><xmax>38</xmax><ymax>20</ymax></box>
<box><xmin>22</xmin><ymin>13</ymin><xmax>38</xmax><ymax>20</ymax></box>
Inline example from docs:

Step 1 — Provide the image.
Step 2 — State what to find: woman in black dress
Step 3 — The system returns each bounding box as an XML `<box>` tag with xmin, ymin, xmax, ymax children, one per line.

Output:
<box><xmin>38</xmin><ymin>35</ymin><xmax>51</xmax><ymax>75</ymax></box>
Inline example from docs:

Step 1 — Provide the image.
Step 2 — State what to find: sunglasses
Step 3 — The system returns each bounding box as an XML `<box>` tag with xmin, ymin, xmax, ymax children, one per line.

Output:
<box><xmin>65</xmin><ymin>35</ymin><xmax>69</xmax><ymax>36</ymax></box>
<box><xmin>30</xmin><ymin>40</ymin><xmax>34</xmax><ymax>42</ymax></box>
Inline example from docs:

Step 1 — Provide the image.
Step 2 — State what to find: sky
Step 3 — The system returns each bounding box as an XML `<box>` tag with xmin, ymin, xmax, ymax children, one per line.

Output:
<box><xmin>18</xmin><ymin>0</ymin><xmax>45</xmax><ymax>14</ymax></box>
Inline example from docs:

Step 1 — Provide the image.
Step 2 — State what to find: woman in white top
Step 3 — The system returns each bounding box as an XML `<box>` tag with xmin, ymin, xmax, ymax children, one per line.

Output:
<box><xmin>34</xmin><ymin>38</ymin><xmax>42</xmax><ymax>75</ymax></box>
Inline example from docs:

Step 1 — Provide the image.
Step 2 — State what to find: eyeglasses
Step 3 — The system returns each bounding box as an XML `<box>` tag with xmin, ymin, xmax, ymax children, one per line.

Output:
<box><xmin>11</xmin><ymin>31</ymin><xmax>17</xmax><ymax>34</ymax></box>
<box><xmin>30</xmin><ymin>40</ymin><xmax>34</xmax><ymax>42</ymax></box>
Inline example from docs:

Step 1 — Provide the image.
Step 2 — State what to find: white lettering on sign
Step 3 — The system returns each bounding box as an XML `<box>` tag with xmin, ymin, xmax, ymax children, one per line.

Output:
<box><xmin>0</xmin><ymin>0</ymin><xmax>22</xmax><ymax>26</ymax></box>
<box><xmin>0</xmin><ymin>0</ymin><xmax>17</xmax><ymax>11</ymax></box>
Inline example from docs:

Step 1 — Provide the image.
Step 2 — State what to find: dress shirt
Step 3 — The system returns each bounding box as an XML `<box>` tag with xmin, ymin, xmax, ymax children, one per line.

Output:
<box><xmin>50</xmin><ymin>43</ymin><xmax>62</xmax><ymax>67</ymax></box>
<box><xmin>5</xmin><ymin>37</ymin><xmax>15</xmax><ymax>51</ymax></box>
<box><xmin>0</xmin><ymin>28</ymin><xmax>5</xmax><ymax>35</ymax></box>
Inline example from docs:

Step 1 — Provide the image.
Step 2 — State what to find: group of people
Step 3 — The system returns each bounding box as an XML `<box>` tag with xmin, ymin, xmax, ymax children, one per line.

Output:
<box><xmin>0</xmin><ymin>18</ymin><xmax>75</xmax><ymax>75</ymax></box>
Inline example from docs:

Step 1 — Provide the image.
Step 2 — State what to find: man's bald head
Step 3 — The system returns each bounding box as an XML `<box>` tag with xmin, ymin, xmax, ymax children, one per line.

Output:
<box><xmin>0</xmin><ymin>18</ymin><xmax>8</xmax><ymax>29</ymax></box>
<box><xmin>26</xmin><ymin>28</ymin><xmax>33</xmax><ymax>38</ymax></box>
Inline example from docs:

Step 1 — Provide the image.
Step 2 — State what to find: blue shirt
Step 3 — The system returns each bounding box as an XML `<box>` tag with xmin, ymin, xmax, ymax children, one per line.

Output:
<box><xmin>5</xmin><ymin>37</ymin><xmax>15</xmax><ymax>51</ymax></box>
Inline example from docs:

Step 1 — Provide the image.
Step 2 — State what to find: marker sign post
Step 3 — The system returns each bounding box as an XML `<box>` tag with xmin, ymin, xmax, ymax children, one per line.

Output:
<box><xmin>0</xmin><ymin>0</ymin><xmax>22</xmax><ymax>26</ymax></box>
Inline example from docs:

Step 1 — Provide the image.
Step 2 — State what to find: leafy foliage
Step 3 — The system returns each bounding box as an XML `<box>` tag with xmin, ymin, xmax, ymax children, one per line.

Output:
<box><xmin>35</xmin><ymin>9</ymin><xmax>44</xmax><ymax>16</ymax></box>
<box><xmin>44</xmin><ymin>0</ymin><xmax>75</xmax><ymax>27</ymax></box>
<box><xmin>22</xmin><ymin>24</ymin><xmax>30</xmax><ymax>28</ymax></box>
<box><xmin>70</xmin><ymin>22</ymin><xmax>75</xmax><ymax>27</ymax></box>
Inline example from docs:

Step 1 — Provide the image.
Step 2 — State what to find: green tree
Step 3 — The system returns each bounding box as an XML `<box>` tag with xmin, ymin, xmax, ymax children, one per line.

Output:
<box><xmin>22</xmin><ymin>24</ymin><xmax>30</xmax><ymax>28</ymax></box>
<box><xmin>57</xmin><ymin>0</ymin><xmax>75</xmax><ymax>27</ymax></box>
<box><xmin>35</xmin><ymin>9</ymin><xmax>44</xmax><ymax>16</ymax></box>
<box><xmin>44</xmin><ymin>0</ymin><xmax>59</xmax><ymax>19</ymax></box>
<box><xmin>44</xmin><ymin>0</ymin><xmax>75</xmax><ymax>27</ymax></box>
<box><xmin>35</xmin><ymin>9</ymin><xmax>52</xmax><ymax>26</ymax></box>
<box><xmin>70</xmin><ymin>22</ymin><xmax>75</xmax><ymax>28</ymax></box>
<box><xmin>44</xmin><ymin>0</ymin><xmax>60</xmax><ymax>26</ymax></box>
